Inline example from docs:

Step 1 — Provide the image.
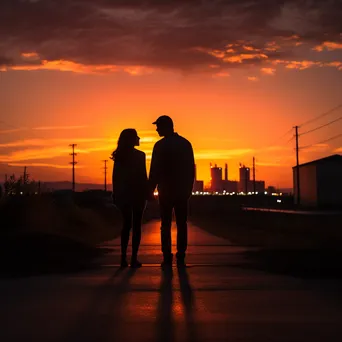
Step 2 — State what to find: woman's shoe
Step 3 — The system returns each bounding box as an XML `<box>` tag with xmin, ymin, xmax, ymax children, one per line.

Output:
<box><xmin>130</xmin><ymin>259</ymin><xmax>142</xmax><ymax>268</ymax></box>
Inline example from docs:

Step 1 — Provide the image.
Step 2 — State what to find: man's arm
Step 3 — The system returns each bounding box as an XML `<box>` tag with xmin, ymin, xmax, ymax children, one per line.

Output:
<box><xmin>148</xmin><ymin>143</ymin><xmax>159</xmax><ymax>193</ymax></box>
<box><xmin>188</xmin><ymin>142</ymin><xmax>196</xmax><ymax>187</ymax></box>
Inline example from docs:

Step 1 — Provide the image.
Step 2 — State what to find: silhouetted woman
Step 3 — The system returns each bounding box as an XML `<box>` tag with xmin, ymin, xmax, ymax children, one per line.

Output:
<box><xmin>112</xmin><ymin>129</ymin><xmax>148</xmax><ymax>268</ymax></box>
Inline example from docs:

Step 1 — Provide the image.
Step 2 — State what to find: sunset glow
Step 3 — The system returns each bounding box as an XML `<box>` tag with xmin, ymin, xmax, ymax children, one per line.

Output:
<box><xmin>1</xmin><ymin>1</ymin><xmax>342</xmax><ymax>189</ymax></box>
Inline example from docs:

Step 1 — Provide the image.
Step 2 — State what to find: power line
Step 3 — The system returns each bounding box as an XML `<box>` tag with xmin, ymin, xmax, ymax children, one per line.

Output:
<box><xmin>299</xmin><ymin>133</ymin><xmax>342</xmax><ymax>150</ymax></box>
<box><xmin>300</xmin><ymin>116</ymin><xmax>342</xmax><ymax>136</ymax></box>
<box><xmin>255</xmin><ymin>127</ymin><xmax>294</xmax><ymax>153</ymax></box>
<box><xmin>286</xmin><ymin>135</ymin><xmax>295</xmax><ymax>144</ymax></box>
<box><xmin>299</xmin><ymin>103</ymin><xmax>342</xmax><ymax>128</ymax></box>
<box><xmin>277</xmin><ymin>128</ymin><xmax>294</xmax><ymax>141</ymax></box>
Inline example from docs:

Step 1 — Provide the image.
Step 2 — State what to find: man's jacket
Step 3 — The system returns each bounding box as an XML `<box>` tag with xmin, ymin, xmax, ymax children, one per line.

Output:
<box><xmin>149</xmin><ymin>133</ymin><xmax>195</xmax><ymax>199</ymax></box>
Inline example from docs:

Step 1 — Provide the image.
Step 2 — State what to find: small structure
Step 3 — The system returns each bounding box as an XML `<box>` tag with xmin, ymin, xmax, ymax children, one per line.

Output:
<box><xmin>210</xmin><ymin>164</ymin><xmax>223</xmax><ymax>192</ymax></box>
<box><xmin>193</xmin><ymin>180</ymin><xmax>204</xmax><ymax>193</ymax></box>
<box><xmin>293</xmin><ymin>154</ymin><xmax>342</xmax><ymax>207</ymax></box>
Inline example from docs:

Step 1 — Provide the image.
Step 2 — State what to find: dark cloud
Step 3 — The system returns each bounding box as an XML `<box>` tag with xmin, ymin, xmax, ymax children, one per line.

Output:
<box><xmin>0</xmin><ymin>56</ymin><xmax>12</xmax><ymax>66</ymax></box>
<box><xmin>0</xmin><ymin>0</ymin><xmax>341</xmax><ymax>72</ymax></box>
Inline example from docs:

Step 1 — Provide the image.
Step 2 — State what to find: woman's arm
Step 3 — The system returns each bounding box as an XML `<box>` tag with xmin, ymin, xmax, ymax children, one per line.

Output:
<box><xmin>142</xmin><ymin>153</ymin><xmax>148</xmax><ymax>182</ymax></box>
<box><xmin>112</xmin><ymin>160</ymin><xmax>119</xmax><ymax>202</ymax></box>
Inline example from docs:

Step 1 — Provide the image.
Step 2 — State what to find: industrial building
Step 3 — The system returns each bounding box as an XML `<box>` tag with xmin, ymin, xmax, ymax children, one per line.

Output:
<box><xmin>193</xmin><ymin>164</ymin><xmax>204</xmax><ymax>192</ymax></box>
<box><xmin>195</xmin><ymin>161</ymin><xmax>266</xmax><ymax>194</ymax></box>
<box><xmin>211</xmin><ymin>163</ymin><xmax>238</xmax><ymax>193</ymax></box>
<box><xmin>210</xmin><ymin>164</ymin><xmax>223</xmax><ymax>192</ymax></box>
<box><xmin>293</xmin><ymin>154</ymin><xmax>342</xmax><ymax>207</ymax></box>
<box><xmin>238</xmin><ymin>164</ymin><xmax>265</xmax><ymax>193</ymax></box>
<box><xmin>193</xmin><ymin>180</ymin><xmax>204</xmax><ymax>192</ymax></box>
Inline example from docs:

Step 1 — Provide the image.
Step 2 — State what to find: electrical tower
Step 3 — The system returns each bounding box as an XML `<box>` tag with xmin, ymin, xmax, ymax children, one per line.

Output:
<box><xmin>102</xmin><ymin>159</ymin><xmax>108</xmax><ymax>192</ymax></box>
<box><xmin>69</xmin><ymin>144</ymin><xmax>77</xmax><ymax>192</ymax></box>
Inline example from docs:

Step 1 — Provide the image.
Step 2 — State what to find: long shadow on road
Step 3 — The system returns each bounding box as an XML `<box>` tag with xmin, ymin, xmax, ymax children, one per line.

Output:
<box><xmin>156</xmin><ymin>267</ymin><xmax>199</xmax><ymax>342</ymax></box>
<box><xmin>64</xmin><ymin>267</ymin><xmax>137</xmax><ymax>342</ymax></box>
<box><xmin>178</xmin><ymin>267</ymin><xmax>198</xmax><ymax>342</ymax></box>
<box><xmin>156</xmin><ymin>268</ymin><xmax>174</xmax><ymax>342</ymax></box>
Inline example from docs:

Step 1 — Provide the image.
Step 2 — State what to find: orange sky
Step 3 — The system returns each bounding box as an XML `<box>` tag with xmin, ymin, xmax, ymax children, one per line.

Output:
<box><xmin>1</xmin><ymin>1</ymin><xmax>342</xmax><ymax>189</ymax></box>
<box><xmin>1</xmin><ymin>64</ymin><xmax>342</xmax><ymax>189</ymax></box>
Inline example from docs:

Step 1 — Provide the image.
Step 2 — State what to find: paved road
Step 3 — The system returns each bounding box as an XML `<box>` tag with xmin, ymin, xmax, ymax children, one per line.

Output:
<box><xmin>1</xmin><ymin>221</ymin><xmax>342</xmax><ymax>341</ymax></box>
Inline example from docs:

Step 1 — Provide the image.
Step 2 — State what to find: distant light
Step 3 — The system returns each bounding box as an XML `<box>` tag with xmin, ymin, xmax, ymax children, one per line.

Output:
<box><xmin>277</xmin><ymin>199</ymin><xmax>282</xmax><ymax>203</ymax></box>
<box><xmin>196</xmin><ymin>191</ymin><xmax>199</xmax><ymax>194</ymax></box>
<box><xmin>20</xmin><ymin>192</ymin><xmax>23</xmax><ymax>195</ymax></box>
<box><xmin>255</xmin><ymin>192</ymin><xmax>258</xmax><ymax>195</ymax></box>
<box><xmin>200</xmin><ymin>192</ymin><xmax>203</xmax><ymax>195</ymax></box>
<box><xmin>215</xmin><ymin>192</ymin><xmax>219</xmax><ymax>195</ymax></box>
<box><xmin>280</xmin><ymin>193</ymin><xmax>283</xmax><ymax>196</ymax></box>
<box><xmin>248</xmin><ymin>192</ymin><xmax>252</xmax><ymax>195</ymax></box>
<box><xmin>264</xmin><ymin>191</ymin><xmax>268</xmax><ymax>195</ymax></box>
<box><xmin>154</xmin><ymin>191</ymin><xmax>159</xmax><ymax>196</ymax></box>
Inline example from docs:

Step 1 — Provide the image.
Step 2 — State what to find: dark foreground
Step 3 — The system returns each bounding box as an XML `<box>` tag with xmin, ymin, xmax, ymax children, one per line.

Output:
<box><xmin>1</xmin><ymin>221</ymin><xmax>342</xmax><ymax>342</ymax></box>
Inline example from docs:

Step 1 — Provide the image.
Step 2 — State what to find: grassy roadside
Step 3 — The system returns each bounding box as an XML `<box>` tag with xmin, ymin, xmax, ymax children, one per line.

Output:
<box><xmin>0</xmin><ymin>192</ymin><xmax>122</xmax><ymax>277</ymax></box>
<box><xmin>190</xmin><ymin>209</ymin><xmax>342</xmax><ymax>278</ymax></box>
<box><xmin>190</xmin><ymin>210</ymin><xmax>342</xmax><ymax>249</ymax></box>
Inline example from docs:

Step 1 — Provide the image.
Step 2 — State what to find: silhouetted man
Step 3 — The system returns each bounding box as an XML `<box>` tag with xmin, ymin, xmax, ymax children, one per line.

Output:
<box><xmin>149</xmin><ymin>115</ymin><xmax>195</xmax><ymax>268</ymax></box>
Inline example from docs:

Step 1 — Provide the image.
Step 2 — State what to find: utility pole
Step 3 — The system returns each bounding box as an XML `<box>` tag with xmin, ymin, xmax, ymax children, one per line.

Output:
<box><xmin>23</xmin><ymin>166</ymin><xmax>29</xmax><ymax>184</ymax></box>
<box><xmin>102</xmin><ymin>159</ymin><xmax>108</xmax><ymax>192</ymax></box>
<box><xmin>252</xmin><ymin>158</ymin><xmax>256</xmax><ymax>192</ymax></box>
<box><xmin>294</xmin><ymin>126</ymin><xmax>300</xmax><ymax>205</ymax></box>
<box><xmin>69</xmin><ymin>144</ymin><xmax>77</xmax><ymax>192</ymax></box>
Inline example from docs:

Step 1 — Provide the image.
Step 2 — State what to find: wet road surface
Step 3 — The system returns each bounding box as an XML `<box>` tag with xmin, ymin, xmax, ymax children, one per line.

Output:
<box><xmin>1</xmin><ymin>221</ymin><xmax>342</xmax><ymax>341</ymax></box>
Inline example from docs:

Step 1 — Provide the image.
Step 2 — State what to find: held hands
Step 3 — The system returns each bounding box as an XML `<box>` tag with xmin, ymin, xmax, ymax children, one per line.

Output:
<box><xmin>146</xmin><ymin>189</ymin><xmax>156</xmax><ymax>202</ymax></box>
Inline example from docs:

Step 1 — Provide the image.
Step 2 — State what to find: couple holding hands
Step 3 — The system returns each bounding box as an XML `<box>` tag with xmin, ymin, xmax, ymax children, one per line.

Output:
<box><xmin>112</xmin><ymin>115</ymin><xmax>195</xmax><ymax>269</ymax></box>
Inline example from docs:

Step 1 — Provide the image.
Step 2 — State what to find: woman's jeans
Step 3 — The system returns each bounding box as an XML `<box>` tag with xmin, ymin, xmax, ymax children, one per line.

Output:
<box><xmin>119</xmin><ymin>202</ymin><xmax>145</xmax><ymax>260</ymax></box>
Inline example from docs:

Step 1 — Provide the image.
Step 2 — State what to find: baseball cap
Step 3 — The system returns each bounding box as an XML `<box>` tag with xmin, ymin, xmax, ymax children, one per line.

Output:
<box><xmin>152</xmin><ymin>115</ymin><xmax>173</xmax><ymax>126</ymax></box>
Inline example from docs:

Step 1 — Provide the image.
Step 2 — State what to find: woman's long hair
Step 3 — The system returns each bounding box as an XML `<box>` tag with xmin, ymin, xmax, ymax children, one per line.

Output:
<box><xmin>111</xmin><ymin>129</ymin><xmax>138</xmax><ymax>162</ymax></box>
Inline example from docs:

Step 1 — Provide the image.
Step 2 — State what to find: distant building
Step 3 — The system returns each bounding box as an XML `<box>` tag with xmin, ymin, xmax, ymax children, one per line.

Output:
<box><xmin>267</xmin><ymin>186</ymin><xmax>277</xmax><ymax>194</ymax></box>
<box><xmin>208</xmin><ymin>161</ymin><xmax>265</xmax><ymax>194</ymax></box>
<box><xmin>193</xmin><ymin>164</ymin><xmax>204</xmax><ymax>192</ymax></box>
<box><xmin>193</xmin><ymin>180</ymin><xmax>204</xmax><ymax>192</ymax></box>
<box><xmin>210</xmin><ymin>164</ymin><xmax>223</xmax><ymax>192</ymax></box>
<box><xmin>238</xmin><ymin>165</ymin><xmax>250</xmax><ymax>192</ymax></box>
<box><xmin>293</xmin><ymin>154</ymin><xmax>342</xmax><ymax>207</ymax></box>
<box><xmin>254</xmin><ymin>180</ymin><xmax>265</xmax><ymax>193</ymax></box>
<box><xmin>238</xmin><ymin>164</ymin><xmax>265</xmax><ymax>193</ymax></box>
<box><xmin>222</xmin><ymin>180</ymin><xmax>238</xmax><ymax>193</ymax></box>
<box><xmin>224</xmin><ymin>163</ymin><xmax>228</xmax><ymax>182</ymax></box>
